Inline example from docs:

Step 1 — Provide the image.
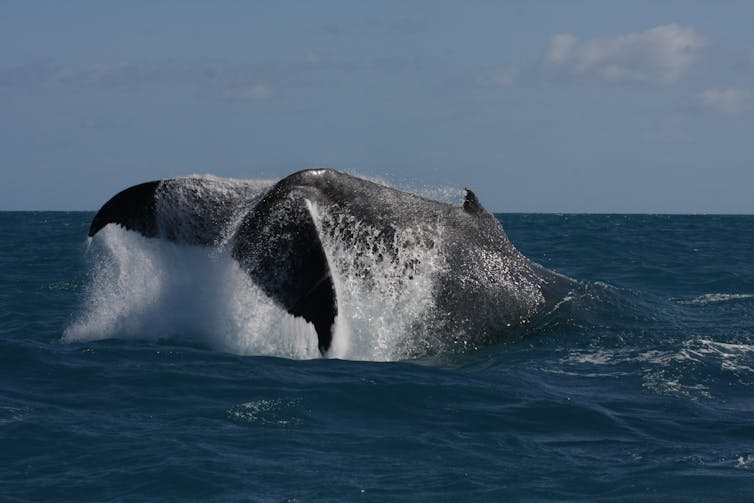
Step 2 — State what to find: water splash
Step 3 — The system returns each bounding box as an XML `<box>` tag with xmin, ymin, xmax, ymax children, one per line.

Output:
<box><xmin>64</xmin><ymin>223</ymin><xmax>321</xmax><ymax>359</ymax></box>
<box><xmin>307</xmin><ymin>201</ymin><xmax>448</xmax><ymax>361</ymax></box>
<box><xmin>154</xmin><ymin>175</ymin><xmax>273</xmax><ymax>247</ymax></box>
<box><xmin>64</xmin><ymin>175</ymin><xmax>470</xmax><ymax>361</ymax></box>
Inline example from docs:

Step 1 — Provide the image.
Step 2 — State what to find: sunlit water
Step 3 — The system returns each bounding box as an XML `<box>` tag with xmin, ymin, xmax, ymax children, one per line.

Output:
<box><xmin>2</xmin><ymin>210</ymin><xmax>754</xmax><ymax>501</ymax></box>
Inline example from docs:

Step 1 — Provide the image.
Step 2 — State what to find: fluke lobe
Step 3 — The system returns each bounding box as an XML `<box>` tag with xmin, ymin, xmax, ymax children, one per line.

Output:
<box><xmin>88</xmin><ymin>169</ymin><xmax>572</xmax><ymax>354</ymax></box>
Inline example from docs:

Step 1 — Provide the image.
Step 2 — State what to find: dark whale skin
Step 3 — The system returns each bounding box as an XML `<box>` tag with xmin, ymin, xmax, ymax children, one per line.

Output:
<box><xmin>88</xmin><ymin>169</ymin><xmax>573</xmax><ymax>353</ymax></box>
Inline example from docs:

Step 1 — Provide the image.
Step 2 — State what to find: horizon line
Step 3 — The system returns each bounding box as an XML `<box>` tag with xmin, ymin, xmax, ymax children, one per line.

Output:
<box><xmin>2</xmin><ymin>209</ymin><xmax>753</xmax><ymax>216</ymax></box>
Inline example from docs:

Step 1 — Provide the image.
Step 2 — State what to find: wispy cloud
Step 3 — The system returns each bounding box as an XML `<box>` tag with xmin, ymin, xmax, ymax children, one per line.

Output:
<box><xmin>698</xmin><ymin>87</ymin><xmax>754</xmax><ymax>115</ymax></box>
<box><xmin>0</xmin><ymin>58</ymin><xmax>346</xmax><ymax>101</ymax></box>
<box><xmin>320</xmin><ymin>17</ymin><xmax>425</xmax><ymax>38</ymax></box>
<box><xmin>222</xmin><ymin>83</ymin><xmax>272</xmax><ymax>102</ymax></box>
<box><xmin>0</xmin><ymin>60</ymin><xmax>144</xmax><ymax>88</ymax></box>
<box><xmin>479</xmin><ymin>67</ymin><xmax>519</xmax><ymax>88</ymax></box>
<box><xmin>546</xmin><ymin>24</ymin><xmax>707</xmax><ymax>84</ymax></box>
<box><xmin>0</xmin><ymin>59</ymin><xmax>217</xmax><ymax>91</ymax></box>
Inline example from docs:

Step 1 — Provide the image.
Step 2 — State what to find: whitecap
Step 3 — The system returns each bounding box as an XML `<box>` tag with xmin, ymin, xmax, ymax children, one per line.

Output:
<box><xmin>677</xmin><ymin>293</ymin><xmax>753</xmax><ymax>305</ymax></box>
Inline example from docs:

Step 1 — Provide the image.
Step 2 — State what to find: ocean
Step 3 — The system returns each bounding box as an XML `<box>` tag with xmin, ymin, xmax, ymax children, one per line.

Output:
<box><xmin>2</xmin><ymin>210</ymin><xmax>754</xmax><ymax>501</ymax></box>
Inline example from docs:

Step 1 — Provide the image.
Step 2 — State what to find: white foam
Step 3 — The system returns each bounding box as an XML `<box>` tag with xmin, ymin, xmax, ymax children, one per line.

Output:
<box><xmin>155</xmin><ymin>176</ymin><xmax>273</xmax><ymax>248</ymax></box>
<box><xmin>737</xmin><ymin>455</ymin><xmax>754</xmax><ymax>469</ymax></box>
<box><xmin>343</xmin><ymin>169</ymin><xmax>464</xmax><ymax>205</ymax></box>
<box><xmin>678</xmin><ymin>293</ymin><xmax>753</xmax><ymax>305</ymax></box>
<box><xmin>564</xmin><ymin>339</ymin><xmax>754</xmax><ymax>372</ymax></box>
<box><xmin>308</xmin><ymin>200</ymin><xmax>448</xmax><ymax>361</ymax></box>
<box><xmin>226</xmin><ymin>398</ymin><xmax>303</xmax><ymax>426</ymax></box>
<box><xmin>64</xmin><ymin>195</ymin><xmax>447</xmax><ymax>361</ymax></box>
<box><xmin>561</xmin><ymin>336</ymin><xmax>754</xmax><ymax>400</ymax></box>
<box><xmin>64</xmin><ymin>225</ymin><xmax>320</xmax><ymax>359</ymax></box>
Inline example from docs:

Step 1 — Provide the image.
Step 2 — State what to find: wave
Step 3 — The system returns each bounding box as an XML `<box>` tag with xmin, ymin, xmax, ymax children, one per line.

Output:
<box><xmin>556</xmin><ymin>336</ymin><xmax>754</xmax><ymax>400</ymax></box>
<box><xmin>677</xmin><ymin>293</ymin><xmax>753</xmax><ymax>305</ymax></box>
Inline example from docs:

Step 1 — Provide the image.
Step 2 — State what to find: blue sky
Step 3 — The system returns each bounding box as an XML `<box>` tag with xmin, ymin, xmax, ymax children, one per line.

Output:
<box><xmin>2</xmin><ymin>1</ymin><xmax>753</xmax><ymax>212</ymax></box>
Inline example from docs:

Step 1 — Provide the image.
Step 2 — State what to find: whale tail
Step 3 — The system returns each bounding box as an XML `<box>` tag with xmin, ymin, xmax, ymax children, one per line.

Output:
<box><xmin>89</xmin><ymin>181</ymin><xmax>160</xmax><ymax>238</ymax></box>
<box><xmin>234</xmin><ymin>182</ymin><xmax>337</xmax><ymax>352</ymax></box>
<box><xmin>88</xmin><ymin>177</ymin><xmax>338</xmax><ymax>353</ymax></box>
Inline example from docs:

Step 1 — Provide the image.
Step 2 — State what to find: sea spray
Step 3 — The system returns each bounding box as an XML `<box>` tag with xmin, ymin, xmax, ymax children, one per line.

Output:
<box><xmin>64</xmin><ymin>171</ymin><xmax>563</xmax><ymax>361</ymax></box>
<box><xmin>307</xmin><ymin>200</ymin><xmax>448</xmax><ymax>361</ymax></box>
<box><xmin>64</xmin><ymin>210</ymin><xmax>321</xmax><ymax>360</ymax></box>
<box><xmin>64</xmin><ymin>194</ymin><xmax>454</xmax><ymax>361</ymax></box>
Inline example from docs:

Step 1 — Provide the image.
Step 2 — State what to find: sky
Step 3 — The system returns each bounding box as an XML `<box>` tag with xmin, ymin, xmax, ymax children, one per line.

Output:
<box><xmin>2</xmin><ymin>1</ymin><xmax>754</xmax><ymax>213</ymax></box>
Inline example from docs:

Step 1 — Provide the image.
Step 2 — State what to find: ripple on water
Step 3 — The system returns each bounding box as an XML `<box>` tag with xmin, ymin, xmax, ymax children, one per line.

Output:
<box><xmin>226</xmin><ymin>398</ymin><xmax>304</xmax><ymax>426</ymax></box>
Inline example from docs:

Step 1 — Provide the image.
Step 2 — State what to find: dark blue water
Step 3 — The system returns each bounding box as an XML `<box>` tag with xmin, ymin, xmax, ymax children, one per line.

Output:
<box><xmin>2</xmin><ymin>212</ymin><xmax>754</xmax><ymax>501</ymax></box>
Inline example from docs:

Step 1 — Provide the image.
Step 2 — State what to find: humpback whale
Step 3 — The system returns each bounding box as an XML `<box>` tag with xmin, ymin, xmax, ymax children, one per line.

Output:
<box><xmin>88</xmin><ymin>169</ymin><xmax>571</xmax><ymax>354</ymax></box>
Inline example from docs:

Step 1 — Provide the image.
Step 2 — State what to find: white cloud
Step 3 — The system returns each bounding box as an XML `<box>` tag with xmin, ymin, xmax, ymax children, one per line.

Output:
<box><xmin>547</xmin><ymin>34</ymin><xmax>577</xmax><ymax>65</ymax></box>
<box><xmin>699</xmin><ymin>87</ymin><xmax>754</xmax><ymax>115</ymax></box>
<box><xmin>546</xmin><ymin>24</ymin><xmax>707</xmax><ymax>84</ymax></box>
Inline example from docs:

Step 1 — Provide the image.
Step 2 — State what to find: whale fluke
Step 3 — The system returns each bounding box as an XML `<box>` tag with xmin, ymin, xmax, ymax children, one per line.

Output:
<box><xmin>88</xmin><ymin>175</ymin><xmax>338</xmax><ymax>352</ymax></box>
<box><xmin>88</xmin><ymin>181</ymin><xmax>160</xmax><ymax>238</ymax></box>
<box><xmin>88</xmin><ymin>169</ymin><xmax>573</xmax><ymax>355</ymax></box>
<box><xmin>463</xmin><ymin>188</ymin><xmax>484</xmax><ymax>216</ymax></box>
<box><xmin>233</xmin><ymin>178</ymin><xmax>337</xmax><ymax>352</ymax></box>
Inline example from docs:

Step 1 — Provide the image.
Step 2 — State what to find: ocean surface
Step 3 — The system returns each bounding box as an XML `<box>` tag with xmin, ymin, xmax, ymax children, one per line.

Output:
<box><xmin>2</xmin><ymin>211</ymin><xmax>754</xmax><ymax>501</ymax></box>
